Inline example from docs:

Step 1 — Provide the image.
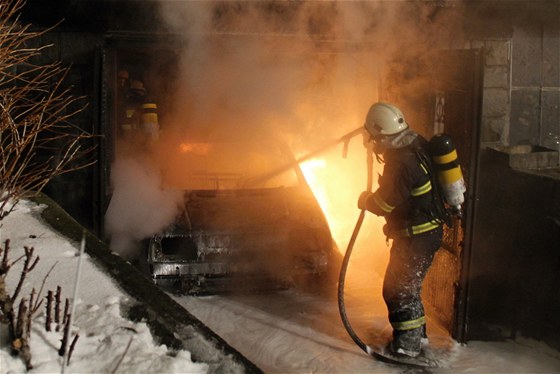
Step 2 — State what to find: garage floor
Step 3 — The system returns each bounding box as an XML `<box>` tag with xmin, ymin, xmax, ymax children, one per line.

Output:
<box><xmin>173</xmin><ymin>257</ymin><xmax>461</xmax><ymax>373</ymax></box>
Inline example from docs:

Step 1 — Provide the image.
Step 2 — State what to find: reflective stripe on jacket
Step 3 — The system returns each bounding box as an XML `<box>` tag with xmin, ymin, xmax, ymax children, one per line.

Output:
<box><xmin>363</xmin><ymin>136</ymin><xmax>441</xmax><ymax>237</ymax></box>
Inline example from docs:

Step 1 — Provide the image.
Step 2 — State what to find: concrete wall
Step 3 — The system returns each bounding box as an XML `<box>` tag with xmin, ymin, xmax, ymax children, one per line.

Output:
<box><xmin>465</xmin><ymin>3</ymin><xmax>560</xmax><ymax>151</ymax></box>
<box><xmin>511</xmin><ymin>25</ymin><xmax>560</xmax><ymax>149</ymax></box>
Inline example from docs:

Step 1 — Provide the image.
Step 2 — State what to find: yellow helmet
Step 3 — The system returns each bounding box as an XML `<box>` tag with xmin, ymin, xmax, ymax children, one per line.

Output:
<box><xmin>364</xmin><ymin>102</ymin><xmax>409</xmax><ymax>137</ymax></box>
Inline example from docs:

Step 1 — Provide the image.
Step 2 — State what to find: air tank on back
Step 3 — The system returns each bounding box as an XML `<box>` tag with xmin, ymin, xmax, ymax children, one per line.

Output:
<box><xmin>429</xmin><ymin>133</ymin><xmax>466</xmax><ymax>213</ymax></box>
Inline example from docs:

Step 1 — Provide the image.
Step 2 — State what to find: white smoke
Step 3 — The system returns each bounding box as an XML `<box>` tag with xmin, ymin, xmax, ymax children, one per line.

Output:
<box><xmin>154</xmin><ymin>0</ymin><xmax>465</xmax><ymax>138</ymax></box>
<box><xmin>104</xmin><ymin>157</ymin><xmax>183</xmax><ymax>259</ymax></box>
<box><xmin>157</xmin><ymin>1</ymin><xmax>389</xmax><ymax>147</ymax></box>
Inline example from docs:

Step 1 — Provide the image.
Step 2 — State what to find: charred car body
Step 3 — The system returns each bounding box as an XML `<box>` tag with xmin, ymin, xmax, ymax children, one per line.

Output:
<box><xmin>147</xmin><ymin>128</ymin><xmax>340</xmax><ymax>294</ymax></box>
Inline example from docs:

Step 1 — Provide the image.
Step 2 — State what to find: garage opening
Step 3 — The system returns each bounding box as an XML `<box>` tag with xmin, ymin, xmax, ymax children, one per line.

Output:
<box><xmin>101</xmin><ymin>34</ymin><xmax>483</xmax><ymax>345</ymax></box>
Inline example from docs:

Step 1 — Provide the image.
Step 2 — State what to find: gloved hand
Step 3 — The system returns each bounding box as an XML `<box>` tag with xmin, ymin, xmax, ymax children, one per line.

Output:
<box><xmin>357</xmin><ymin>191</ymin><xmax>372</xmax><ymax>210</ymax></box>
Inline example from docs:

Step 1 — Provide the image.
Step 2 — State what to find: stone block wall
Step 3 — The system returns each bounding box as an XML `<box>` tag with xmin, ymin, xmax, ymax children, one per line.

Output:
<box><xmin>511</xmin><ymin>26</ymin><xmax>560</xmax><ymax>148</ymax></box>
<box><xmin>470</xmin><ymin>24</ymin><xmax>560</xmax><ymax>149</ymax></box>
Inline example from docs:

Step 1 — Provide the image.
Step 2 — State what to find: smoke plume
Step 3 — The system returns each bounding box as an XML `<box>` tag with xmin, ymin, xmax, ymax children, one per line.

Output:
<box><xmin>105</xmin><ymin>1</ymin><xmax>466</xmax><ymax>261</ymax></box>
<box><xmin>105</xmin><ymin>157</ymin><xmax>183</xmax><ymax>260</ymax></box>
<box><xmin>156</xmin><ymin>1</ymin><xmax>465</xmax><ymax>149</ymax></box>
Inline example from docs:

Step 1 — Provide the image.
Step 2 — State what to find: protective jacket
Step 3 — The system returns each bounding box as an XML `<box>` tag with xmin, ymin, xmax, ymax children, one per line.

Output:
<box><xmin>362</xmin><ymin>135</ymin><xmax>441</xmax><ymax>238</ymax></box>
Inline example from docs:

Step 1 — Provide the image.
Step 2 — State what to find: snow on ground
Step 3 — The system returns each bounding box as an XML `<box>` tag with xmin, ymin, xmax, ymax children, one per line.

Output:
<box><xmin>1</xmin><ymin>199</ymin><xmax>207</xmax><ymax>374</ymax></box>
<box><xmin>2</xmin><ymin>198</ymin><xmax>560</xmax><ymax>374</ymax></box>
<box><xmin>175</xmin><ymin>290</ymin><xmax>560</xmax><ymax>373</ymax></box>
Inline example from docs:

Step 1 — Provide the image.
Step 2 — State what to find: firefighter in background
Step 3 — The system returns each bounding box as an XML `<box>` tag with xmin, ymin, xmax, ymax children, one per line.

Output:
<box><xmin>117</xmin><ymin>73</ymin><xmax>160</xmax><ymax>148</ymax></box>
<box><xmin>121</xmin><ymin>78</ymin><xmax>146</xmax><ymax>135</ymax></box>
<box><xmin>116</xmin><ymin>69</ymin><xmax>130</xmax><ymax>137</ymax></box>
<box><xmin>357</xmin><ymin>102</ymin><xmax>444</xmax><ymax>358</ymax></box>
<box><xmin>140</xmin><ymin>100</ymin><xmax>160</xmax><ymax>141</ymax></box>
<box><xmin>117</xmin><ymin>69</ymin><xmax>129</xmax><ymax>98</ymax></box>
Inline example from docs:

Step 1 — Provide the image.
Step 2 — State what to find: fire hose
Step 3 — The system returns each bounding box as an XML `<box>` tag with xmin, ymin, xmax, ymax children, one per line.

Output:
<box><xmin>337</xmin><ymin>141</ymin><xmax>375</xmax><ymax>354</ymax></box>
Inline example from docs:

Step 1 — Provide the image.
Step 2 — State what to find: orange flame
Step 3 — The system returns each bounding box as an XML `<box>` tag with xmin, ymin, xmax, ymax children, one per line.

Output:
<box><xmin>179</xmin><ymin>142</ymin><xmax>212</xmax><ymax>155</ymax></box>
<box><xmin>300</xmin><ymin>145</ymin><xmax>388</xmax><ymax>262</ymax></box>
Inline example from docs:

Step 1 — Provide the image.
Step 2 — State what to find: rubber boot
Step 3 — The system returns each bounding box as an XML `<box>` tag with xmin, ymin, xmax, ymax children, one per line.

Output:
<box><xmin>390</xmin><ymin>327</ymin><xmax>423</xmax><ymax>358</ymax></box>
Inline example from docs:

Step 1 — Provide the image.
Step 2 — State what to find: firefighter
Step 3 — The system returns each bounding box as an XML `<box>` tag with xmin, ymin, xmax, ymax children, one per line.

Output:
<box><xmin>121</xmin><ymin>78</ymin><xmax>146</xmax><ymax>135</ymax></box>
<box><xmin>358</xmin><ymin>102</ymin><xmax>444</xmax><ymax>358</ymax></box>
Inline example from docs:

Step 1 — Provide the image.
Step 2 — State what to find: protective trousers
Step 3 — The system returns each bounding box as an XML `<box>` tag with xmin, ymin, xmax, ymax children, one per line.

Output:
<box><xmin>382</xmin><ymin>226</ymin><xmax>443</xmax><ymax>354</ymax></box>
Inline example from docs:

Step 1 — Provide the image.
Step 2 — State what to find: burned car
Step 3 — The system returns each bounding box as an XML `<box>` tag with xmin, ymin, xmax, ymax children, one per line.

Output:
<box><xmin>147</xmin><ymin>128</ymin><xmax>340</xmax><ymax>294</ymax></box>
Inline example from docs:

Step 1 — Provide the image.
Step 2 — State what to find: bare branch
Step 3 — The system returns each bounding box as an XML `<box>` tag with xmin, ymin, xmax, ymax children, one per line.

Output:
<box><xmin>27</xmin><ymin>288</ymin><xmax>35</xmax><ymax>336</ymax></box>
<box><xmin>46</xmin><ymin>290</ymin><xmax>53</xmax><ymax>331</ymax></box>
<box><xmin>12</xmin><ymin>245</ymin><xmax>38</xmax><ymax>301</ymax></box>
<box><xmin>0</xmin><ymin>239</ymin><xmax>10</xmax><ymax>273</ymax></box>
<box><xmin>32</xmin><ymin>261</ymin><xmax>58</xmax><ymax>313</ymax></box>
<box><xmin>67</xmin><ymin>334</ymin><xmax>79</xmax><ymax>365</ymax></box>
<box><xmin>62</xmin><ymin>298</ymin><xmax>69</xmax><ymax>327</ymax></box>
<box><xmin>0</xmin><ymin>0</ymin><xmax>97</xmax><ymax>220</ymax></box>
<box><xmin>14</xmin><ymin>298</ymin><xmax>32</xmax><ymax>369</ymax></box>
<box><xmin>58</xmin><ymin>312</ymin><xmax>70</xmax><ymax>356</ymax></box>
<box><xmin>55</xmin><ymin>285</ymin><xmax>61</xmax><ymax>332</ymax></box>
<box><xmin>111</xmin><ymin>336</ymin><xmax>134</xmax><ymax>374</ymax></box>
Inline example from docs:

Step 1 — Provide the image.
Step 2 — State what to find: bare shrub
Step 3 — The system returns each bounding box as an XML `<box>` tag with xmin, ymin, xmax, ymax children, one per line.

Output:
<box><xmin>0</xmin><ymin>0</ymin><xmax>96</xmax><ymax>219</ymax></box>
<box><xmin>0</xmin><ymin>239</ymin><xmax>40</xmax><ymax>369</ymax></box>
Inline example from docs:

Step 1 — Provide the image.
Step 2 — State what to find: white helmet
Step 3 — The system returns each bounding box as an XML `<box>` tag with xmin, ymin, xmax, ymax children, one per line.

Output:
<box><xmin>364</xmin><ymin>102</ymin><xmax>409</xmax><ymax>137</ymax></box>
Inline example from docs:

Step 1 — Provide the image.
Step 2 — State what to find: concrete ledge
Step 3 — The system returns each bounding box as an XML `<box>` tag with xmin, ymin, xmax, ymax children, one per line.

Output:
<box><xmin>489</xmin><ymin>144</ymin><xmax>559</xmax><ymax>169</ymax></box>
<box><xmin>27</xmin><ymin>191</ymin><xmax>262</xmax><ymax>374</ymax></box>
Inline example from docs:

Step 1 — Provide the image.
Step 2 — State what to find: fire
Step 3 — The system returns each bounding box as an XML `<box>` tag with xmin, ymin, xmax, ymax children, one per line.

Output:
<box><xmin>179</xmin><ymin>142</ymin><xmax>211</xmax><ymax>155</ymax></box>
<box><xmin>300</xmin><ymin>148</ymin><xmax>364</xmax><ymax>249</ymax></box>
<box><xmin>299</xmin><ymin>158</ymin><xmax>329</xmax><ymax>211</ymax></box>
<box><xmin>300</xmin><ymin>144</ymin><xmax>387</xmax><ymax>261</ymax></box>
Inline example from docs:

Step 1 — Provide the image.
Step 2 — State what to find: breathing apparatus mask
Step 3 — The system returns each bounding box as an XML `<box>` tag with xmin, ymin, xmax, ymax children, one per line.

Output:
<box><xmin>363</xmin><ymin>131</ymin><xmax>389</xmax><ymax>155</ymax></box>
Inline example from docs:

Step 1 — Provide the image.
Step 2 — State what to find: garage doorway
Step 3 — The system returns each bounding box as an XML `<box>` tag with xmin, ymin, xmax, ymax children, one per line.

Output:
<box><xmin>99</xmin><ymin>37</ymin><xmax>182</xmax><ymax>236</ymax></box>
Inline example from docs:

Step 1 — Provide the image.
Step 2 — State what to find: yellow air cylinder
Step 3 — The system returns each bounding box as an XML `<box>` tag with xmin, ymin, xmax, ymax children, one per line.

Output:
<box><xmin>140</xmin><ymin>102</ymin><xmax>159</xmax><ymax>139</ymax></box>
<box><xmin>429</xmin><ymin>133</ymin><xmax>466</xmax><ymax>209</ymax></box>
